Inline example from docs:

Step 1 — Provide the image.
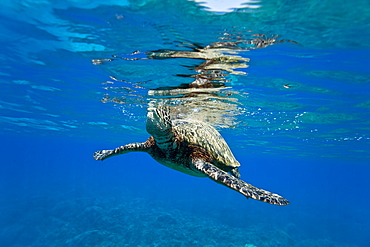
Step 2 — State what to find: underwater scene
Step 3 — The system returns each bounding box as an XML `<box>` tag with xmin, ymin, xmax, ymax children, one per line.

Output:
<box><xmin>1</xmin><ymin>0</ymin><xmax>370</xmax><ymax>246</ymax></box>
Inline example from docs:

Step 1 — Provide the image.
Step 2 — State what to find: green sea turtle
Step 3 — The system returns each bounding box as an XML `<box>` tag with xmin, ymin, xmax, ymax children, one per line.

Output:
<box><xmin>93</xmin><ymin>107</ymin><xmax>289</xmax><ymax>205</ymax></box>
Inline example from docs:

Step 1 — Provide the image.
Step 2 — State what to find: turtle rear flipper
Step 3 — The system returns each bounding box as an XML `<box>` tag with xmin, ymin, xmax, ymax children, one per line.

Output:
<box><xmin>193</xmin><ymin>159</ymin><xmax>289</xmax><ymax>205</ymax></box>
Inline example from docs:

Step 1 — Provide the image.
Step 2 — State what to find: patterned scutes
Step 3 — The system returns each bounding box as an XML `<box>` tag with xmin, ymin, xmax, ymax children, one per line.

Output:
<box><xmin>173</xmin><ymin>119</ymin><xmax>240</xmax><ymax>168</ymax></box>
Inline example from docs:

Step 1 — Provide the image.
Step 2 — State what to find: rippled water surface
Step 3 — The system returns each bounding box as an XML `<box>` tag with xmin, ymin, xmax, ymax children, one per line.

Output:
<box><xmin>1</xmin><ymin>0</ymin><xmax>370</xmax><ymax>246</ymax></box>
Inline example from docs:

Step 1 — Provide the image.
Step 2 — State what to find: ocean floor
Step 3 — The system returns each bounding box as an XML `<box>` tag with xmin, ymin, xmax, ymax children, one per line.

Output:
<box><xmin>0</xmin><ymin>187</ymin><xmax>351</xmax><ymax>247</ymax></box>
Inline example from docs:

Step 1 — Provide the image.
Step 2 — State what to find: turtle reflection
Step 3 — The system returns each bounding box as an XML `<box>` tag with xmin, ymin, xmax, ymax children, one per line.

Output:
<box><xmin>96</xmin><ymin>40</ymin><xmax>250</xmax><ymax>128</ymax></box>
<box><xmin>93</xmin><ymin>33</ymin><xmax>298</xmax><ymax>128</ymax></box>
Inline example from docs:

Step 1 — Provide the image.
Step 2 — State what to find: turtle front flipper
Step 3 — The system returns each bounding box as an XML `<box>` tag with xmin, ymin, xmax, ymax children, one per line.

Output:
<box><xmin>93</xmin><ymin>140</ymin><xmax>151</xmax><ymax>161</ymax></box>
<box><xmin>193</xmin><ymin>159</ymin><xmax>289</xmax><ymax>205</ymax></box>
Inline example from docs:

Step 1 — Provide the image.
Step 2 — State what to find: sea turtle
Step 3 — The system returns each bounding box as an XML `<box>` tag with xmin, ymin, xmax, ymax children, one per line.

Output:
<box><xmin>93</xmin><ymin>107</ymin><xmax>289</xmax><ymax>205</ymax></box>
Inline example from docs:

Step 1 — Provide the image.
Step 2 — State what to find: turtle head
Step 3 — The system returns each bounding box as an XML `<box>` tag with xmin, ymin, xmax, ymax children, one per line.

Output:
<box><xmin>146</xmin><ymin>106</ymin><xmax>173</xmax><ymax>138</ymax></box>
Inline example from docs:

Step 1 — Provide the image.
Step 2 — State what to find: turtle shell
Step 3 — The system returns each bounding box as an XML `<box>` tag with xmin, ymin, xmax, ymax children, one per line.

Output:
<box><xmin>172</xmin><ymin>119</ymin><xmax>240</xmax><ymax>169</ymax></box>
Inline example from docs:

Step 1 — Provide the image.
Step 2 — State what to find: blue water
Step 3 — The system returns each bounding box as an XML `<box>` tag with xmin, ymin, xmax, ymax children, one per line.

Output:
<box><xmin>1</xmin><ymin>0</ymin><xmax>370</xmax><ymax>246</ymax></box>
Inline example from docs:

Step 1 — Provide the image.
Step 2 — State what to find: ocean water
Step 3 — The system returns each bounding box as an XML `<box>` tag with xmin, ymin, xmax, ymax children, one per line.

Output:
<box><xmin>1</xmin><ymin>0</ymin><xmax>370</xmax><ymax>246</ymax></box>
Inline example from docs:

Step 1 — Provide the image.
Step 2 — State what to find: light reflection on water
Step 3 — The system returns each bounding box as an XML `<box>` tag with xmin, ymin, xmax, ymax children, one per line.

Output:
<box><xmin>189</xmin><ymin>0</ymin><xmax>262</xmax><ymax>13</ymax></box>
